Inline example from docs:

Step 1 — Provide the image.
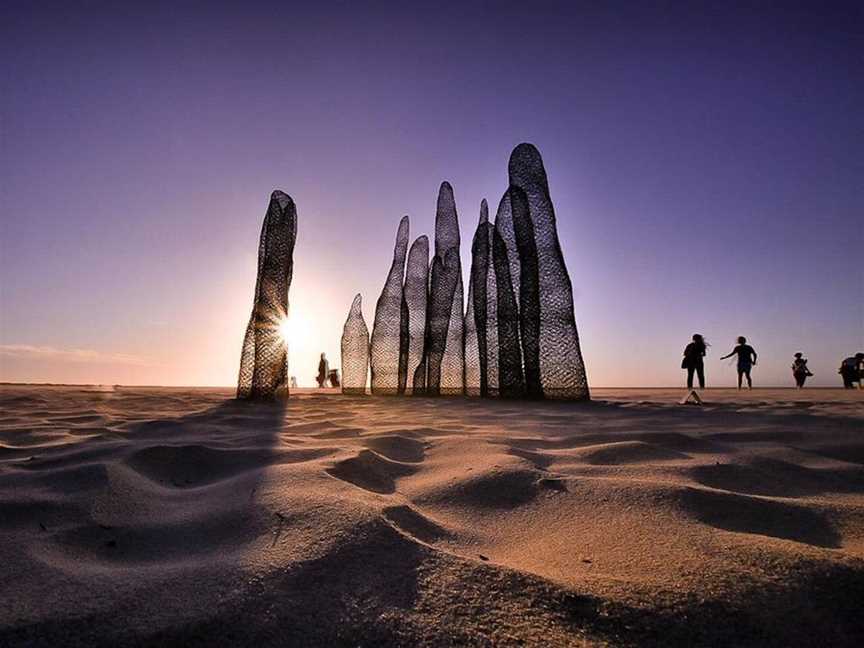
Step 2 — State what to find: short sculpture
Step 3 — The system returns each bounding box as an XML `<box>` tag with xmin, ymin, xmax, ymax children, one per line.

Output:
<box><xmin>237</xmin><ymin>191</ymin><xmax>298</xmax><ymax>400</ymax></box>
<box><xmin>341</xmin><ymin>294</ymin><xmax>370</xmax><ymax>395</ymax></box>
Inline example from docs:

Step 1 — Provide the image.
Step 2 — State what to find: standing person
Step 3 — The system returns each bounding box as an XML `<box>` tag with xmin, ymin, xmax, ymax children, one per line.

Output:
<box><xmin>720</xmin><ymin>336</ymin><xmax>757</xmax><ymax>389</ymax></box>
<box><xmin>839</xmin><ymin>353</ymin><xmax>864</xmax><ymax>389</ymax></box>
<box><xmin>316</xmin><ymin>352</ymin><xmax>329</xmax><ymax>388</ymax></box>
<box><xmin>791</xmin><ymin>352</ymin><xmax>813</xmax><ymax>388</ymax></box>
<box><xmin>682</xmin><ymin>334</ymin><xmax>708</xmax><ymax>389</ymax></box>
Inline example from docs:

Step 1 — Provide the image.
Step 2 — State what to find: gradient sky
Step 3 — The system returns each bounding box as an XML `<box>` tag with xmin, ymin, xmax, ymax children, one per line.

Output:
<box><xmin>1</xmin><ymin>1</ymin><xmax>862</xmax><ymax>388</ymax></box>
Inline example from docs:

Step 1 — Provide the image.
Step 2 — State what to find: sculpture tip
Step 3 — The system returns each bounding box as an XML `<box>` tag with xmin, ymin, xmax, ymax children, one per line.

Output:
<box><xmin>270</xmin><ymin>190</ymin><xmax>294</xmax><ymax>210</ymax></box>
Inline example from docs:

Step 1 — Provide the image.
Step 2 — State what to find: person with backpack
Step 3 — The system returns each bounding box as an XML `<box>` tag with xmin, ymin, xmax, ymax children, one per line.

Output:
<box><xmin>682</xmin><ymin>334</ymin><xmax>708</xmax><ymax>389</ymax></box>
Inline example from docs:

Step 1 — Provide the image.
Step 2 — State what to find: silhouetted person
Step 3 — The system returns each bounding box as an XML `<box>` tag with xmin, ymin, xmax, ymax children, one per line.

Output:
<box><xmin>791</xmin><ymin>352</ymin><xmax>812</xmax><ymax>388</ymax></box>
<box><xmin>721</xmin><ymin>336</ymin><xmax>757</xmax><ymax>389</ymax></box>
<box><xmin>682</xmin><ymin>334</ymin><xmax>707</xmax><ymax>389</ymax></box>
<box><xmin>839</xmin><ymin>353</ymin><xmax>864</xmax><ymax>389</ymax></box>
<box><xmin>316</xmin><ymin>352</ymin><xmax>329</xmax><ymax>388</ymax></box>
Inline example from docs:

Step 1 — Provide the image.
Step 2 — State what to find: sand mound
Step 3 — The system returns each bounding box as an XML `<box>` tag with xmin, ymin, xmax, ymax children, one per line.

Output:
<box><xmin>574</xmin><ymin>440</ymin><xmax>690</xmax><ymax>465</ymax></box>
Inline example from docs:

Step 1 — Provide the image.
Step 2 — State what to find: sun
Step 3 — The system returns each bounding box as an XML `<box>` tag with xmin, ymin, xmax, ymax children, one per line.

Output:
<box><xmin>278</xmin><ymin>317</ymin><xmax>292</xmax><ymax>343</ymax></box>
<box><xmin>277</xmin><ymin>313</ymin><xmax>311</xmax><ymax>350</ymax></box>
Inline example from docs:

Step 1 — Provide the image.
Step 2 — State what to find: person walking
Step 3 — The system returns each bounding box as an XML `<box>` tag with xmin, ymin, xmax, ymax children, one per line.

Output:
<box><xmin>839</xmin><ymin>353</ymin><xmax>864</xmax><ymax>389</ymax></box>
<box><xmin>720</xmin><ymin>336</ymin><xmax>757</xmax><ymax>389</ymax></box>
<box><xmin>316</xmin><ymin>352</ymin><xmax>330</xmax><ymax>388</ymax></box>
<box><xmin>682</xmin><ymin>334</ymin><xmax>708</xmax><ymax>389</ymax></box>
<box><xmin>791</xmin><ymin>352</ymin><xmax>812</xmax><ymax>388</ymax></box>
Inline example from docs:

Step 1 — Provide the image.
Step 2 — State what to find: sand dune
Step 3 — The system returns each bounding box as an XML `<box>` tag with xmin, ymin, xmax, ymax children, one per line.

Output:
<box><xmin>1</xmin><ymin>386</ymin><xmax>862</xmax><ymax>646</ymax></box>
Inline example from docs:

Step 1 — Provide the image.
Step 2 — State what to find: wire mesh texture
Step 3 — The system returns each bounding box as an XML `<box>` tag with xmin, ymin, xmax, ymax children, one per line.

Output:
<box><xmin>403</xmin><ymin>235</ymin><xmax>429</xmax><ymax>394</ymax></box>
<box><xmin>464</xmin><ymin>200</ymin><xmax>489</xmax><ymax>396</ymax></box>
<box><xmin>426</xmin><ymin>182</ymin><xmax>465</xmax><ymax>395</ymax></box>
<box><xmin>237</xmin><ymin>191</ymin><xmax>297</xmax><ymax>400</ymax></box>
<box><xmin>341</xmin><ymin>293</ymin><xmax>370</xmax><ymax>394</ymax></box>
<box><xmin>343</xmin><ymin>143</ymin><xmax>589</xmax><ymax>401</ymax></box>
<box><xmin>508</xmin><ymin>143</ymin><xmax>589</xmax><ymax>400</ymax></box>
<box><xmin>370</xmin><ymin>216</ymin><xmax>410</xmax><ymax>395</ymax></box>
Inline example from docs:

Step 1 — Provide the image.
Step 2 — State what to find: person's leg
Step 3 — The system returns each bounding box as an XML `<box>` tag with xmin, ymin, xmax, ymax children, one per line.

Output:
<box><xmin>737</xmin><ymin>371</ymin><xmax>743</xmax><ymax>389</ymax></box>
<box><xmin>745</xmin><ymin>369</ymin><xmax>752</xmax><ymax>388</ymax></box>
<box><xmin>687</xmin><ymin>367</ymin><xmax>694</xmax><ymax>389</ymax></box>
<box><xmin>696</xmin><ymin>365</ymin><xmax>705</xmax><ymax>389</ymax></box>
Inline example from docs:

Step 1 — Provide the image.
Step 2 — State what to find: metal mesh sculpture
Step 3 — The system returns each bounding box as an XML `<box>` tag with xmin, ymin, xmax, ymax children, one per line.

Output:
<box><xmin>492</xmin><ymin>219</ymin><xmax>525</xmax><ymax>398</ymax></box>
<box><xmin>403</xmin><ymin>235</ymin><xmax>429</xmax><ymax>394</ymax></box>
<box><xmin>341</xmin><ymin>294</ymin><xmax>370</xmax><ymax>395</ymax></box>
<box><xmin>508</xmin><ymin>143</ymin><xmax>589</xmax><ymax>400</ymax></box>
<box><xmin>464</xmin><ymin>200</ymin><xmax>489</xmax><ymax>396</ymax></box>
<box><xmin>370</xmin><ymin>216</ymin><xmax>410</xmax><ymax>395</ymax></box>
<box><xmin>237</xmin><ymin>190</ymin><xmax>297</xmax><ymax>400</ymax></box>
<box><xmin>462</xmin><ymin>144</ymin><xmax>589</xmax><ymax>400</ymax></box>
<box><xmin>423</xmin><ymin>182</ymin><xmax>464</xmax><ymax>395</ymax></box>
<box><xmin>344</xmin><ymin>143</ymin><xmax>588</xmax><ymax>401</ymax></box>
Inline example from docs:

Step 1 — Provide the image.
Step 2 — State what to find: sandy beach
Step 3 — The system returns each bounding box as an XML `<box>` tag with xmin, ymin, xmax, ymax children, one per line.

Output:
<box><xmin>1</xmin><ymin>385</ymin><xmax>862</xmax><ymax>646</ymax></box>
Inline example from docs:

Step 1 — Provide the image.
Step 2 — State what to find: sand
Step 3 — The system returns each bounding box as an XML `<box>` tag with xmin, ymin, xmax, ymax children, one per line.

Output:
<box><xmin>1</xmin><ymin>385</ymin><xmax>862</xmax><ymax>647</ymax></box>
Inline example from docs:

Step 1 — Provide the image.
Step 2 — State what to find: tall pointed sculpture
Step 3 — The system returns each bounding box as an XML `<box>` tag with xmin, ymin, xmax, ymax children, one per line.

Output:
<box><xmin>508</xmin><ymin>143</ymin><xmax>589</xmax><ymax>400</ymax></box>
<box><xmin>424</xmin><ymin>182</ymin><xmax>464</xmax><ymax>395</ymax></box>
<box><xmin>484</xmin><ymin>215</ymin><xmax>500</xmax><ymax>397</ymax></box>
<box><xmin>370</xmin><ymin>216</ymin><xmax>410</xmax><ymax>395</ymax></box>
<box><xmin>464</xmin><ymin>200</ymin><xmax>490</xmax><ymax>396</ymax></box>
<box><xmin>403</xmin><ymin>235</ymin><xmax>429</xmax><ymax>394</ymax></box>
<box><xmin>237</xmin><ymin>190</ymin><xmax>298</xmax><ymax>400</ymax></box>
<box><xmin>492</xmin><ymin>222</ymin><xmax>525</xmax><ymax>398</ymax></box>
<box><xmin>341</xmin><ymin>294</ymin><xmax>370</xmax><ymax>395</ymax></box>
<box><xmin>509</xmin><ymin>185</ymin><xmax>543</xmax><ymax>398</ymax></box>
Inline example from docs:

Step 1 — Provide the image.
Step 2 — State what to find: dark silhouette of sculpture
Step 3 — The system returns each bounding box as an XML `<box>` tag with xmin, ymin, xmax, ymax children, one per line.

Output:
<box><xmin>507</xmin><ymin>143</ymin><xmax>589</xmax><ymax>399</ymax></box>
<box><xmin>509</xmin><ymin>185</ymin><xmax>543</xmax><ymax>398</ymax></box>
<box><xmin>370</xmin><ymin>216</ymin><xmax>409</xmax><ymax>395</ymax></box>
<box><xmin>421</xmin><ymin>182</ymin><xmax>464</xmax><ymax>395</ymax></box>
<box><xmin>492</xmin><ymin>222</ymin><xmax>525</xmax><ymax>398</ymax></box>
<box><xmin>403</xmin><ymin>235</ymin><xmax>429</xmax><ymax>394</ymax></box>
<box><xmin>341</xmin><ymin>294</ymin><xmax>369</xmax><ymax>394</ymax></box>
<box><xmin>465</xmin><ymin>200</ymin><xmax>490</xmax><ymax>396</ymax></box>
<box><xmin>237</xmin><ymin>191</ymin><xmax>297</xmax><ymax>400</ymax></box>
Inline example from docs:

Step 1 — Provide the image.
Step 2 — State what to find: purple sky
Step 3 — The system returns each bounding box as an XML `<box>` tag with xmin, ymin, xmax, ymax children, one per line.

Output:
<box><xmin>1</xmin><ymin>1</ymin><xmax>862</xmax><ymax>387</ymax></box>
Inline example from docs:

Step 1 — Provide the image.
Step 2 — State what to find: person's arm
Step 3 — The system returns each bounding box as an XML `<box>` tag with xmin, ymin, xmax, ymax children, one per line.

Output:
<box><xmin>720</xmin><ymin>349</ymin><xmax>734</xmax><ymax>360</ymax></box>
<box><xmin>751</xmin><ymin>348</ymin><xmax>757</xmax><ymax>365</ymax></box>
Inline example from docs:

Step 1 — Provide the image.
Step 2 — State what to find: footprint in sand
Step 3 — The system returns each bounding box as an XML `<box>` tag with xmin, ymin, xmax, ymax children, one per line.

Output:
<box><xmin>681</xmin><ymin>487</ymin><xmax>841</xmax><ymax>548</ymax></box>
<box><xmin>382</xmin><ymin>505</ymin><xmax>450</xmax><ymax>543</ymax></box>
<box><xmin>363</xmin><ymin>435</ymin><xmax>426</xmax><ymax>463</ymax></box>
<box><xmin>326</xmin><ymin>449</ymin><xmax>419</xmax><ymax>494</ymax></box>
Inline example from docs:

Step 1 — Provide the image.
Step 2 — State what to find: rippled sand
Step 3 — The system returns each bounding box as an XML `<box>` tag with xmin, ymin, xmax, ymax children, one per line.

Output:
<box><xmin>1</xmin><ymin>385</ymin><xmax>862</xmax><ymax>646</ymax></box>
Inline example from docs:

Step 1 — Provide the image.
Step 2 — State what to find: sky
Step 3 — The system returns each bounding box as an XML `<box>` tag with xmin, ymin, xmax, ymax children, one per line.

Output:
<box><xmin>1</xmin><ymin>0</ymin><xmax>862</xmax><ymax>388</ymax></box>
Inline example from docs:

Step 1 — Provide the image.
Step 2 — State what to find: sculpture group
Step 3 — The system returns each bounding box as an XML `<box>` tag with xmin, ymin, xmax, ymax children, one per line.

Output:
<box><xmin>236</xmin><ymin>144</ymin><xmax>588</xmax><ymax>401</ymax></box>
<box><xmin>341</xmin><ymin>143</ymin><xmax>590</xmax><ymax>400</ymax></box>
